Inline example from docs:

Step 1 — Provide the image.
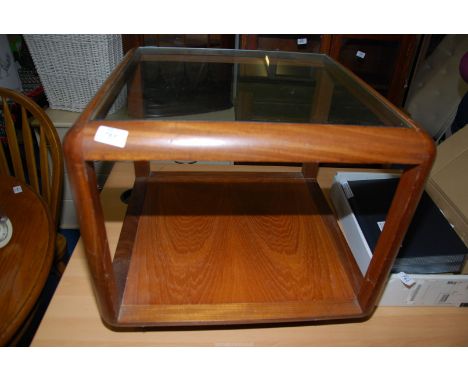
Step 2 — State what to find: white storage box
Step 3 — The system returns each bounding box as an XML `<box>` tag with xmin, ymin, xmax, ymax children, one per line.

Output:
<box><xmin>331</xmin><ymin>172</ymin><xmax>400</xmax><ymax>275</ymax></box>
<box><xmin>24</xmin><ymin>34</ymin><xmax>125</xmax><ymax>113</ymax></box>
<box><xmin>380</xmin><ymin>273</ymin><xmax>468</xmax><ymax>307</ymax></box>
<box><xmin>330</xmin><ymin>171</ymin><xmax>468</xmax><ymax>307</ymax></box>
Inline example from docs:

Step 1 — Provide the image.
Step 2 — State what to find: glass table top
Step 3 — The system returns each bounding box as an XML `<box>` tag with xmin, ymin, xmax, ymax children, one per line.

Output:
<box><xmin>94</xmin><ymin>47</ymin><xmax>410</xmax><ymax>128</ymax></box>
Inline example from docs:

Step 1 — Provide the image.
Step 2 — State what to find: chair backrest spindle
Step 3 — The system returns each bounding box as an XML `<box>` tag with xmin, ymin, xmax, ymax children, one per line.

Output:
<box><xmin>2</xmin><ymin>97</ymin><xmax>25</xmax><ymax>182</ymax></box>
<box><xmin>39</xmin><ymin>126</ymin><xmax>51</xmax><ymax>205</ymax></box>
<box><xmin>0</xmin><ymin>134</ymin><xmax>9</xmax><ymax>176</ymax></box>
<box><xmin>21</xmin><ymin>106</ymin><xmax>40</xmax><ymax>193</ymax></box>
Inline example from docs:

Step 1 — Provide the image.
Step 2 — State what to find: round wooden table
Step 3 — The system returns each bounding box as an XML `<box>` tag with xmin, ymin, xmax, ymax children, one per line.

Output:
<box><xmin>0</xmin><ymin>175</ymin><xmax>55</xmax><ymax>345</ymax></box>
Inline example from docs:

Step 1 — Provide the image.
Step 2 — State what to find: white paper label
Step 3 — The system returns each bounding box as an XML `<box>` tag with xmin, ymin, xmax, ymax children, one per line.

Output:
<box><xmin>94</xmin><ymin>125</ymin><xmax>128</xmax><ymax>148</ymax></box>
<box><xmin>342</xmin><ymin>182</ymin><xmax>354</xmax><ymax>199</ymax></box>
<box><xmin>377</xmin><ymin>221</ymin><xmax>385</xmax><ymax>231</ymax></box>
<box><xmin>356</xmin><ymin>50</ymin><xmax>366</xmax><ymax>59</ymax></box>
<box><xmin>13</xmin><ymin>185</ymin><xmax>22</xmax><ymax>194</ymax></box>
<box><xmin>297</xmin><ymin>38</ymin><xmax>308</xmax><ymax>45</ymax></box>
<box><xmin>397</xmin><ymin>272</ymin><xmax>416</xmax><ymax>287</ymax></box>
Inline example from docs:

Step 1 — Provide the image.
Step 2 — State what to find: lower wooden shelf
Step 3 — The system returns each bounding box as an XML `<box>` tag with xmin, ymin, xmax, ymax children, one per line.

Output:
<box><xmin>112</xmin><ymin>170</ymin><xmax>365</xmax><ymax>326</ymax></box>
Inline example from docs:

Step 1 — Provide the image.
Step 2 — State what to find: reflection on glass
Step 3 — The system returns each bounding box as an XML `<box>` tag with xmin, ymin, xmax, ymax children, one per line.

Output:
<box><xmin>98</xmin><ymin>48</ymin><xmax>409</xmax><ymax>128</ymax></box>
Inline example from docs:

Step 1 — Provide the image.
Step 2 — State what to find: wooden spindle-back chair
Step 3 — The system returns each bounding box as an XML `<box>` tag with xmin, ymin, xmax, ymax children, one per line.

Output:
<box><xmin>0</xmin><ymin>87</ymin><xmax>65</xmax><ymax>269</ymax></box>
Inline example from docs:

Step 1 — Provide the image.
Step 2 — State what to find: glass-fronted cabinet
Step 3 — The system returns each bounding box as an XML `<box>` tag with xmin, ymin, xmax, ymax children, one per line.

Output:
<box><xmin>241</xmin><ymin>34</ymin><xmax>419</xmax><ymax>106</ymax></box>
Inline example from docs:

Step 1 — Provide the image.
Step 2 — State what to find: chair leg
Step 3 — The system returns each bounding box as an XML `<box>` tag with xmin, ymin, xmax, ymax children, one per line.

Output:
<box><xmin>55</xmin><ymin>233</ymin><xmax>68</xmax><ymax>274</ymax></box>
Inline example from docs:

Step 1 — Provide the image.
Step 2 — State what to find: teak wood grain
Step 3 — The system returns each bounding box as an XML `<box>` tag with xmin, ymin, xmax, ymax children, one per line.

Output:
<box><xmin>63</xmin><ymin>48</ymin><xmax>435</xmax><ymax>328</ymax></box>
<box><xmin>113</xmin><ymin>171</ymin><xmax>362</xmax><ymax>325</ymax></box>
<box><xmin>0</xmin><ymin>176</ymin><xmax>54</xmax><ymax>344</ymax></box>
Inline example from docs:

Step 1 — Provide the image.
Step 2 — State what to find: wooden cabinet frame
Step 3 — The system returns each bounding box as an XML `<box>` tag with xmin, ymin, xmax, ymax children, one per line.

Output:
<box><xmin>328</xmin><ymin>35</ymin><xmax>418</xmax><ymax>106</ymax></box>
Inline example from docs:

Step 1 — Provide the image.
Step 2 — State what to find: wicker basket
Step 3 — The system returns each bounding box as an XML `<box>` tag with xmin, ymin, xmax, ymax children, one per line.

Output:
<box><xmin>24</xmin><ymin>34</ymin><xmax>125</xmax><ymax>113</ymax></box>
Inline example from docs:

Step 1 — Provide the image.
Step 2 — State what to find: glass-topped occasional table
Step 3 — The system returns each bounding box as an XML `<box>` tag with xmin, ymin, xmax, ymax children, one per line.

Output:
<box><xmin>64</xmin><ymin>48</ymin><xmax>435</xmax><ymax>328</ymax></box>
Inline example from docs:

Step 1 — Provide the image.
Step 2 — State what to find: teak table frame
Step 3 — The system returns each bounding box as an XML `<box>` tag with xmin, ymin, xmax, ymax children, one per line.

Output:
<box><xmin>64</xmin><ymin>48</ymin><xmax>435</xmax><ymax>328</ymax></box>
